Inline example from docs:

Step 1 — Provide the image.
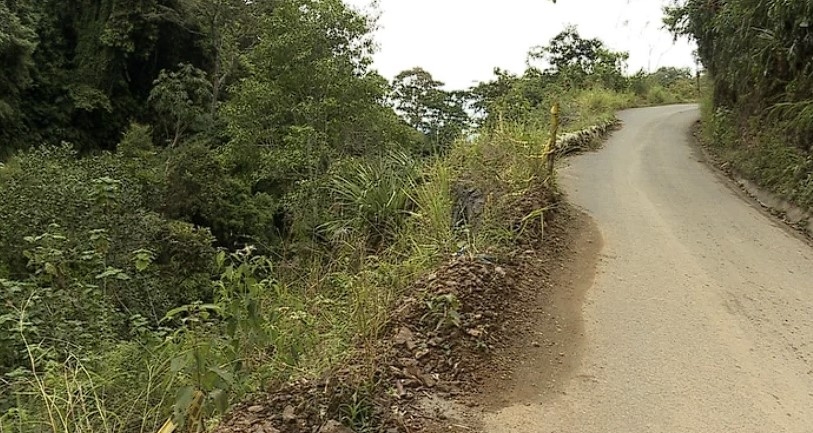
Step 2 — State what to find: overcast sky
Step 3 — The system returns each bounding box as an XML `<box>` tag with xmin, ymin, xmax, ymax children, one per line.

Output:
<box><xmin>345</xmin><ymin>0</ymin><xmax>697</xmax><ymax>90</ymax></box>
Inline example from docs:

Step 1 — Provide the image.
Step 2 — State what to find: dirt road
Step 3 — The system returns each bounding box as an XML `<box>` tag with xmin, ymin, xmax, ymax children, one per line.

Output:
<box><xmin>483</xmin><ymin>105</ymin><xmax>813</xmax><ymax>432</ymax></box>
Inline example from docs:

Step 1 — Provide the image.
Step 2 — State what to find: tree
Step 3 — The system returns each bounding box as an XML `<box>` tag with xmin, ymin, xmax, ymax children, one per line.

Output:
<box><xmin>528</xmin><ymin>26</ymin><xmax>629</xmax><ymax>90</ymax></box>
<box><xmin>391</xmin><ymin>67</ymin><xmax>470</xmax><ymax>151</ymax></box>
<box><xmin>179</xmin><ymin>0</ymin><xmax>258</xmax><ymax>116</ymax></box>
<box><xmin>3</xmin><ymin>0</ymin><xmax>212</xmax><ymax>152</ymax></box>
<box><xmin>149</xmin><ymin>63</ymin><xmax>213</xmax><ymax>147</ymax></box>
<box><xmin>650</xmin><ymin>66</ymin><xmax>693</xmax><ymax>88</ymax></box>
<box><xmin>0</xmin><ymin>1</ymin><xmax>36</xmax><ymax>110</ymax></box>
<box><xmin>469</xmin><ymin>68</ymin><xmax>541</xmax><ymax>125</ymax></box>
<box><xmin>664</xmin><ymin>0</ymin><xmax>813</xmax><ymax>108</ymax></box>
<box><xmin>222</xmin><ymin>0</ymin><xmax>404</xmax><ymax>184</ymax></box>
<box><xmin>392</xmin><ymin>68</ymin><xmax>446</xmax><ymax>133</ymax></box>
<box><xmin>0</xmin><ymin>0</ymin><xmax>37</xmax><ymax>155</ymax></box>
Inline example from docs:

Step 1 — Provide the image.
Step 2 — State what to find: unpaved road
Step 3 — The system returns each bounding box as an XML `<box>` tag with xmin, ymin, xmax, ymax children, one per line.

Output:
<box><xmin>483</xmin><ymin>105</ymin><xmax>813</xmax><ymax>432</ymax></box>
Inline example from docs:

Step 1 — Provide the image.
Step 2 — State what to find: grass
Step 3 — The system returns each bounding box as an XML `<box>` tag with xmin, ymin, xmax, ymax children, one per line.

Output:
<box><xmin>1</xmin><ymin>303</ymin><xmax>176</xmax><ymax>433</ymax></box>
<box><xmin>700</xmin><ymin>93</ymin><xmax>813</xmax><ymax>211</ymax></box>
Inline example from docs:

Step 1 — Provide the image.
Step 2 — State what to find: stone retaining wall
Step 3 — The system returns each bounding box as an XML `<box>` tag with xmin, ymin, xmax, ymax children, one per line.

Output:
<box><xmin>556</xmin><ymin>119</ymin><xmax>620</xmax><ymax>156</ymax></box>
<box><xmin>736</xmin><ymin>177</ymin><xmax>813</xmax><ymax>238</ymax></box>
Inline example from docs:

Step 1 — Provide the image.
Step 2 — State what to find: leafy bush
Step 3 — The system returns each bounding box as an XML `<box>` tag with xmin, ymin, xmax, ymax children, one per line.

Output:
<box><xmin>0</xmin><ymin>144</ymin><xmax>216</xmax><ymax>328</ymax></box>
<box><xmin>164</xmin><ymin>140</ymin><xmax>279</xmax><ymax>249</ymax></box>
<box><xmin>702</xmin><ymin>99</ymin><xmax>813</xmax><ymax>210</ymax></box>
<box><xmin>117</xmin><ymin>123</ymin><xmax>156</xmax><ymax>158</ymax></box>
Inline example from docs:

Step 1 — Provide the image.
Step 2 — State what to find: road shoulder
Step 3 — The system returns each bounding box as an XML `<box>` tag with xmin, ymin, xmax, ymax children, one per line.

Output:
<box><xmin>688</xmin><ymin>121</ymin><xmax>813</xmax><ymax>245</ymax></box>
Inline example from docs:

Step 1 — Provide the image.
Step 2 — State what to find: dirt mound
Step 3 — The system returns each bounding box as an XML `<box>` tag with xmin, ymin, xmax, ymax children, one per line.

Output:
<box><xmin>213</xmin><ymin>368</ymin><xmax>393</xmax><ymax>433</ymax></box>
<box><xmin>214</xmin><ymin>185</ymin><xmax>573</xmax><ymax>433</ymax></box>
<box><xmin>215</xmin><ymin>255</ymin><xmax>528</xmax><ymax>433</ymax></box>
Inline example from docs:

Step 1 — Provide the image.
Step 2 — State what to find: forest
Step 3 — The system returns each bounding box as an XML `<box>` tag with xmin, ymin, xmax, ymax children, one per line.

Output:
<box><xmin>1</xmin><ymin>1</ymin><xmax>697</xmax><ymax>432</ymax></box>
<box><xmin>667</xmin><ymin>0</ymin><xmax>813</xmax><ymax>211</ymax></box>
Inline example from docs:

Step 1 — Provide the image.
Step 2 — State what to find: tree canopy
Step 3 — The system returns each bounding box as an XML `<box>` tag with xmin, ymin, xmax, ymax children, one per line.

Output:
<box><xmin>391</xmin><ymin>67</ymin><xmax>470</xmax><ymax>152</ymax></box>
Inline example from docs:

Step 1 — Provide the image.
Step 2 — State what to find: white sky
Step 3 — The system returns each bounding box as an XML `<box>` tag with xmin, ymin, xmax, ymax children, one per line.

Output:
<box><xmin>346</xmin><ymin>0</ymin><xmax>697</xmax><ymax>90</ymax></box>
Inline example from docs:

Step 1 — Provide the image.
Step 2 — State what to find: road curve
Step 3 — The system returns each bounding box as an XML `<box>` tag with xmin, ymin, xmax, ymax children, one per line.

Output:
<box><xmin>485</xmin><ymin>105</ymin><xmax>813</xmax><ymax>432</ymax></box>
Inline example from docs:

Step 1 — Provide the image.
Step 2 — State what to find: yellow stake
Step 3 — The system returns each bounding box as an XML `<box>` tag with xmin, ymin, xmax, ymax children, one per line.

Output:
<box><xmin>155</xmin><ymin>391</ymin><xmax>205</xmax><ymax>433</ymax></box>
<box><xmin>543</xmin><ymin>102</ymin><xmax>561</xmax><ymax>181</ymax></box>
<box><xmin>157</xmin><ymin>418</ymin><xmax>177</xmax><ymax>433</ymax></box>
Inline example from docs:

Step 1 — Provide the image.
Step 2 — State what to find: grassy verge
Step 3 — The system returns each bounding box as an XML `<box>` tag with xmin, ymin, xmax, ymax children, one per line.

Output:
<box><xmin>698</xmin><ymin>93</ymin><xmax>813</xmax><ymax>213</ymax></box>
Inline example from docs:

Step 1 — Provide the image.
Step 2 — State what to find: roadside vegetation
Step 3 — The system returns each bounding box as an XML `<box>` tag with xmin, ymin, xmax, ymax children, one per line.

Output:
<box><xmin>667</xmin><ymin>0</ymin><xmax>813</xmax><ymax>212</ymax></box>
<box><xmin>1</xmin><ymin>1</ymin><xmax>697</xmax><ymax>431</ymax></box>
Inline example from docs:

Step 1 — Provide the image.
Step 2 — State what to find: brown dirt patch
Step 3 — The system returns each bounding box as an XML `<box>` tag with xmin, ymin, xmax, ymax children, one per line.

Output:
<box><xmin>474</xmin><ymin>206</ymin><xmax>601</xmax><ymax>410</ymax></box>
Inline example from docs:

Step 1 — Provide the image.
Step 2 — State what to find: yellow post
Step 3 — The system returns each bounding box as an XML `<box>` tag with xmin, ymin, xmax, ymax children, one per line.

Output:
<box><xmin>156</xmin><ymin>391</ymin><xmax>205</xmax><ymax>433</ymax></box>
<box><xmin>157</xmin><ymin>418</ymin><xmax>177</xmax><ymax>433</ymax></box>
<box><xmin>185</xmin><ymin>391</ymin><xmax>205</xmax><ymax>433</ymax></box>
<box><xmin>544</xmin><ymin>102</ymin><xmax>561</xmax><ymax>181</ymax></box>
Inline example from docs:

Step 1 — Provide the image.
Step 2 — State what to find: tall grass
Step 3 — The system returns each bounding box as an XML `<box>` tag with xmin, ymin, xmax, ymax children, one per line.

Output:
<box><xmin>1</xmin><ymin>306</ymin><xmax>176</xmax><ymax>433</ymax></box>
<box><xmin>2</xmin><ymin>356</ymin><xmax>174</xmax><ymax>433</ymax></box>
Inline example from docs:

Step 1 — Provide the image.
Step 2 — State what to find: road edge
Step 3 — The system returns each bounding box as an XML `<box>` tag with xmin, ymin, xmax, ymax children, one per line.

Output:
<box><xmin>688</xmin><ymin>121</ymin><xmax>813</xmax><ymax>245</ymax></box>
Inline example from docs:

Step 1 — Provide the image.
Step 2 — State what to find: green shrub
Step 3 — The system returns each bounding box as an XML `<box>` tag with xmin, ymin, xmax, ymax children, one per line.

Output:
<box><xmin>701</xmin><ymin>96</ymin><xmax>813</xmax><ymax>210</ymax></box>
<box><xmin>322</xmin><ymin>152</ymin><xmax>420</xmax><ymax>249</ymax></box>
<box><xmin>117</xmin><ymin>123</ymin><xmax>156</xmax><ymax>158</ymax></box>
<box><xmin>667</xmin><ymin>79</ymin><xmax>699</xmax><ymax>102</ymax></box>
<box><xmin>0</xmin><ymin>144</ymin><xmax>216</xmax><ymax>327</ymax></box>
<box><xmin>645</xmin><ymin>85</ymin><xmax>673</xmax><ymax>105</ymax></box>
<box><xmin>159</xmin><ymin>139</ymin><xmax>283</xmax><ymax>250</ymax></box>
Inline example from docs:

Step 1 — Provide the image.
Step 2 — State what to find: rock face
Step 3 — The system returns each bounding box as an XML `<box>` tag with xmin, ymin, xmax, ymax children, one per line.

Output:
<box><xmin>452</xmin><ymin>182</ymin><xmax>486</xmax><ymax>228</ymax></box>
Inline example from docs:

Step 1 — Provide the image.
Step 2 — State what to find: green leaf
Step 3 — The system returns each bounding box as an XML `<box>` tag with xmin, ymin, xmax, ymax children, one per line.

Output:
<box><xmin>173</xmin><ymin>386</ymin><xmax>196</xmax><ymax>426</ymax></box>
<box><xmin>170</xmin><ymin>353</ymin><xmax>189</xmax><ymax>374</ymax></box>
<box><xmin>96</xmin><ymin>267</ymin><xmax>126</xmax><ymax>280</ymax></box>
<box><xmin>43</xmin><ymin>263</ymin><xmax>58</xmax><ymax>276</ymax></box>
<box><xmin>210</xmin><ymin>388</ymin><xmax>229</xmax><ymax>414</ymax></box>
<box><xmin>215</xmin><ymin>251</ymin><xmax>226</xmax><ymax>269</ymax></box>
<box><xmin>133</xmin><ymin>249</ymin><xmax>155</xmax><ymax>272</ymax></box>
<box><xmin>198</xmin><ymin>303</ymin><xmax>222</xmax><ymax>315</ymax></box>
<box><xmin>207</xmin><ymin>366</ymin><xmax>234</xmax><ymax>387</ymax></box>
<box><xmin>162</xmin><ymin>305</ymin><xmax>190</xmax><ymax>322</ymax></box>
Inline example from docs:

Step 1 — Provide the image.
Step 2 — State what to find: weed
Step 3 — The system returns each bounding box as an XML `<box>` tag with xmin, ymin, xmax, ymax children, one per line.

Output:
<box><xmin>422</xmin><ymin>293</ymin><xmax>463</xmax><ymax>331</ymax></box>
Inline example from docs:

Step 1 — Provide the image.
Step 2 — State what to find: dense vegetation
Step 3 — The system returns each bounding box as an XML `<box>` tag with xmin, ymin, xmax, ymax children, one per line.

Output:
<box><xmin>1</xmin><ymin>1</ymin><xmax>697</xmax><ymax>431</ymax></box>
<box><xmin>667</xmin><ymin>0</ymin><xmax>813</xmax><ymax>210</ymax></box>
